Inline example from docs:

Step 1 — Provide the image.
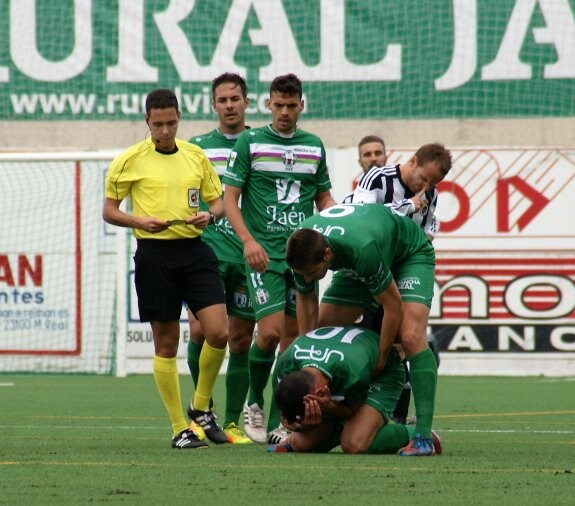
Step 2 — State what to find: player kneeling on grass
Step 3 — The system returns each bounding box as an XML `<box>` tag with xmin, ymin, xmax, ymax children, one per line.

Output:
<box><xmin>270</xmin><ymin>326</ymin><xmax>441</xmax><ymax>455</ymax></box>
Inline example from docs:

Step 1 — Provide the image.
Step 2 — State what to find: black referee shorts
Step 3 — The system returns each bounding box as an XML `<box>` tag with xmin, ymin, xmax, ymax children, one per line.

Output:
<box><xmin>134</xmin><ymin>238</ymin><xmax>225</xmax><ymax>322</ymax></box>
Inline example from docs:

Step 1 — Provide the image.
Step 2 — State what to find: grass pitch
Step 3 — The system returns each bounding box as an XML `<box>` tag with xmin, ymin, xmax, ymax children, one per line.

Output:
<box><xmin>1</xmin><ymin>374</ymin><xmax>573</xmax><ymax>505</ymax></box>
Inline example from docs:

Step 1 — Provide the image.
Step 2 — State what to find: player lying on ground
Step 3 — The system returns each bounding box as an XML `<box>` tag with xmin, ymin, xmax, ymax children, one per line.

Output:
<box><xmin>270</xmin><ymin>326</ymin><xmax>441</xmax><ymax>455</ymax></box>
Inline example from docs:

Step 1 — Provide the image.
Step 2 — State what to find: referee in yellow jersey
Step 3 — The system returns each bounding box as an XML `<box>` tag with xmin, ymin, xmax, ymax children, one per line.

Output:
<box><xmin>103</xmin><ymin>89</ymin><xmax>228</xmax><ymax>449</ymax></box>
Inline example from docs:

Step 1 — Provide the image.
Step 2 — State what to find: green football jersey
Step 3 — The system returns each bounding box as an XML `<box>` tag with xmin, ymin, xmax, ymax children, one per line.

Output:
<box><xmin>189</xmin><ymin>129</ymin><xmax>243</xmax><ymax>261</ymax></box>
<box><xmin>223</xmin><ymin>125</ymin><xmax>332</xmax><ymax>260</ymax></box>
<box><xmin>295</xmin><ymin>203</ymin><xmax>434</xmax><ymax>295</ymax></box>
<box><xmin>275</xmin><ymin>326</ymin><xmax>379</xmax><ymax>407</ymax></box>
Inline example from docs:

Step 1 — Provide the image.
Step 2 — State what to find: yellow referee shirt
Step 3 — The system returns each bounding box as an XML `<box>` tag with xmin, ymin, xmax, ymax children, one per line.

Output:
<box><xmin>105</xmin><ymin>138</ymin><xmax>222</xmax><ymax>239</ymax></box>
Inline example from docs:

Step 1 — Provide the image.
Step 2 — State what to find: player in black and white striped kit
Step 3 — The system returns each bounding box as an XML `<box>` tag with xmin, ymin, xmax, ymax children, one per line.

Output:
<box><xmin>342</xmin><ymin>156</ymin><xmax>443</xmax><ymax>240</ymax></box>
<box><xmin>326</xmin><ymin>142</ymin><xmax>451</xmax><ymax>426</ymax></box>
<box><xmin>345</xmin><ymin>165</ymin><xmax>439</xmax><ymax>239</ymax></box>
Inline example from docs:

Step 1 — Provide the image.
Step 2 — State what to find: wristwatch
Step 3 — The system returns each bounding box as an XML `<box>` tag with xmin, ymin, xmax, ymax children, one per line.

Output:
<box><xmin>208</xmin><ymin>212</ymin><xmax>216</xmax><ymax>225</ymax></box>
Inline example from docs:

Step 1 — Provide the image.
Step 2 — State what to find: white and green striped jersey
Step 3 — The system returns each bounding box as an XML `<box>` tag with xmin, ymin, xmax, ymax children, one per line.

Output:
<box><xmin>223</xmin><ymin>125</ymin><xmax>332</xmax><ymax>259</ymax></box>
<box><xmin>189</xmin><ymin>129</ymin><xmax>243</xmax><ymax>261</ymax></box>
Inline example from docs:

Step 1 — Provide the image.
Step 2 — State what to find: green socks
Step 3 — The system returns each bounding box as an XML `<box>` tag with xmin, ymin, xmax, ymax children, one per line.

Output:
<box><xmin>366</xmin><ymin>423</ymin><xmax>415</xmax><ymax>454</ymax></box>
<box><xmin>407</xmin><ymin>348</ymin><xmax>437</xmax><ymax>439</ymax></box>
<box><xmin>246</xmin><ymin>342</ymin><xmax>276</xmax><ymax>408</ymax></box>
<box><xmin>225</xmin><ymin>350</ymin><xmax>249</xmax><ymax>425</ymax></box>
<box><xmin>186</xmin><ymin>339</ymin><xmax>202</xmax><ymax>388</ymax></box>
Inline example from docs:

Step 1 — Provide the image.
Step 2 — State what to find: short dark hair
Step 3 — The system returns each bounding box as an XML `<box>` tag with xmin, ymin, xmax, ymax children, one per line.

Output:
<box><xmin>270</xmin><ymin>73</ymin><xmax>303</xmax><ymax>98</ymax></box>
<box><xmin>286</xmin><ymin>229</ymin><xmax>328</xmax><ymax>271</ymax></box>
<box><xmin>145</xmin><ymin>88</ymin><xmax>178</xmax><ymax>116</ymax></box>
<box><xmin>275</xmin><ymin>370</ymin><xmax>316</xmax><ymax>424</ymax></box>
<box><xmin>358</xmin><ymin>135</ymin><xmax>386</xmax><ymax>152</ymax></box>
<box><xmin>211</xmin><ymin>72</ymin><xmax>248</xmax><ymax>101</ymax></box>
<box><xmin>414</xmin><ymin>143</ymin><xmax>452</xmax><ymax>176</ymax></box>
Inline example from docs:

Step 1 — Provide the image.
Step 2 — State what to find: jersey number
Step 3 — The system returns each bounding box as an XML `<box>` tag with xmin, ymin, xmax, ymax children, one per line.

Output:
<box><xmin>306</xmin><ymin>326</ymin><xmax>364</xmax><ymax>344</ymax></box>
<box><xmin>318</xmin><ymin>204</ymin><xmax>359</xmax><ymax>218</ymax></box>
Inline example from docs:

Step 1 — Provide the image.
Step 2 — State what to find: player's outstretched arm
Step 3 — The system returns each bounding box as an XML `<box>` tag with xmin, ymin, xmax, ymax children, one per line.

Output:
<box><xmin>296</xmin><ymin>291</ymin><xmax>319</xmax><ymax>334</ymax></box>
<box><xmin>373</xmin><ymin>281</ymin><xmax>403</xmax><ymax>371</ymax></box>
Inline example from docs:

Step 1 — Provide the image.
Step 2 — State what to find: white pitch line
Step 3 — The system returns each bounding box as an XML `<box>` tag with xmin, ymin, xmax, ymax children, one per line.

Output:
<box><xmin>535</xmin><ymin>378</ymin><xmax>575</xmax><ymax>383</ymax></box>
<box><xmin>0</xmin><ymin>425</ymin><xmax>572</xmax><ymax>435</ymax></box>
<box><xmin>0</xmin><ymin>382</ymin><xmax>15</xmax><ymax>387</ymax></box>
<box><xmin>0</xmin><ymin>424</ymin><xmax>166</xmax><ymax>431</ymax></box>
<box><xmin>440</xmin><ymin>428</ymin><xmax>575</xmax><ymax>434</ymax></box>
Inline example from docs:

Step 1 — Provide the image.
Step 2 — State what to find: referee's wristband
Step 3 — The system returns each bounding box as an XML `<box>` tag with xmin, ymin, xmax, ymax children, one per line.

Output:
<box><xmin>208</xmin><ymin>212</ymin><xmax>216</xmax><ymax>225</ymax></box>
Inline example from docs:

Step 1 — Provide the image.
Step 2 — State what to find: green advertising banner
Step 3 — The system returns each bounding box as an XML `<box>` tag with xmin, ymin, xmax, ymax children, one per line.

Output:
<box><xmin>0</xmin><ymin>0</ymin><xmax>574</xmax><ymax>120</ymax></box>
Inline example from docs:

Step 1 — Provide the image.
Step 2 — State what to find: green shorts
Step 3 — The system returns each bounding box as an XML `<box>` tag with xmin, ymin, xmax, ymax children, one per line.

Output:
<box><xmin>245</xmin><ymin>259</ymin><xmax>297</xmax><ymax>321</ymax></box>
<box><xmin>321</xmin><ymin>270</ymin><xmax>380</xmax><ymax>313</ymax></box>
<box><xmin>322</xmin><ymin>253</ymin><xmax>435</xmax><ymax>310</ymax></box>
<box><xmin>392</xmin><ymin>245</ymin><xmax>435</xmax><ymax>306</ymax></box>
<box><xmin>364</xmin><ymin>347</ymin><xmax>406</xmax><ymax>423</ymax></box>
<box><xmin>218</xmin><ymin>260</ymin><xmax>255</xmax><ymax>321</ymax></box>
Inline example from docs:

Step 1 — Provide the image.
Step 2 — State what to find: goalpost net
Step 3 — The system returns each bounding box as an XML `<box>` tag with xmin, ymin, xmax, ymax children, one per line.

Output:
<box><xmin>0</xmin><ymin>153</ymin><xmax>124</xmax><ymax>375</ymax></box>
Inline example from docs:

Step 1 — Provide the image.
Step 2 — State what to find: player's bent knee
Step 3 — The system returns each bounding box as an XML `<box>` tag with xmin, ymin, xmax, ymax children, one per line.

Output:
<box><xmin>400</xmin><ymin>331</ymin><xmax>428</xmax><ymax>355</ymax></box>
<box><xmin>340</xmin><ymin>434</ymin><xmax>370</xmax><ymax>454</ymax></box>
<box><xmin>204</xmin><ymin>329</ymin><xmax>229</xmax><ymax>349</ymax></box>
<box><xmin>256</xmin><ymin>332</ymin><xmax>281</xmax><ymax>352</ymax></box>
<box><xmin>189</xmin><ymin>322</ymin><xmax>205</xmax><ymax>342</ymax></box>
<box><xmin>290</xmin><ymin>434</ymin><xmax>314</xmax><ymax>453</ymax></box>
<box><xmin>340</xmin><ymin>441</ymin><xmax>367</xmax><ymax>454</ymax></box>
<box><xmin>228</xmin><ymin>333</ymin><xmax>252</xmax><ymax>353</ymax></box>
